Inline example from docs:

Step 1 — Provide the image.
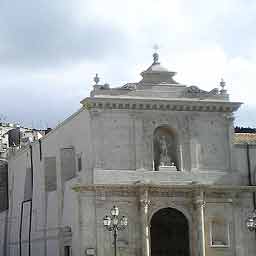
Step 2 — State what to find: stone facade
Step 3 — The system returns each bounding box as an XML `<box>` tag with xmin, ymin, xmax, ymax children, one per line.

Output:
<box><xmin>1</xmin><ymin>54</ymin><xmax>256</xmax><ymax>256</ymax></box>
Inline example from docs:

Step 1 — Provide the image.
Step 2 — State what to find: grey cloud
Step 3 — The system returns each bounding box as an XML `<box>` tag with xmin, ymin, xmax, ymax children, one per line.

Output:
<box><xmin>211</xmin><ymin>17</ymin><xmax>256</xmax><ymax>58</ymax></box>
<box><xmin>179</xmin><ymin>1</ymin><xmax>256</xmax><ymax>58</ymax></box>
<box><xmin>1</xmin><ymin>73</ymin><xmax>255</xmax><ymax>129</ymax></box>
<box><xmin>0</xmin><ymin>0</ymin><xmax>127</xmax><ymax>68</ymax></box>
<box><xmin>0</xmin><ymin>0</ymin><xmax>255</xmax><ymax>129</ymax></box>
<box><xmin>235</xmin><ymin>105</ymin><xmax>256</xmax><ymax>127</ymax></box>
<box><xmin>0</xmin><ymin>79</ymin><xmax>82</xmax><ymax>128</ymax></box>
<box><xmin>202</xmin><ymin>3</ymin><xmax>256</xmax><ymax>58</ymax></box>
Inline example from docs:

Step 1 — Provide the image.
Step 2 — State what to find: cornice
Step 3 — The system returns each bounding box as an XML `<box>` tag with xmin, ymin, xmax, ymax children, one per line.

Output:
<box><xmin>72</xmin><ymin>184</ymin><xmax>256</xmax><ymax>194</ymax></box>
<box><xmin>81</xmin><ymin>97</ymin><xmax>242</xmax><ymax>113</ymax></box>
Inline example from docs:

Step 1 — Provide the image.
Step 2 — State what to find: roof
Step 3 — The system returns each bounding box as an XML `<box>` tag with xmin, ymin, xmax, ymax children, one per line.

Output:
<box><xmin>144</xmin><ymin>62</ymin><xmax>170</xmax><ymax>72</ymax></box>
<box><xmin>234</xmin><ymin>133</ymin><xmax>256</xmax><ymax>144</ymax></box>
<box><xmin>138</xmin><ymin>52</ymin><xmax>178</xmax><ymax>85</ymax></box>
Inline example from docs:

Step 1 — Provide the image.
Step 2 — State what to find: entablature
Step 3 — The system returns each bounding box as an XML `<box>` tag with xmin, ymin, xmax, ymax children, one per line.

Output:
<box><xmin>81</xmin><ymin>97</ymin><xmax>242</xmax><ymax>113</ymax></box>
<box><xmin>73</xmin><ymin>183</ymin><xmax>256</xmax><ymax>195</ymax></box>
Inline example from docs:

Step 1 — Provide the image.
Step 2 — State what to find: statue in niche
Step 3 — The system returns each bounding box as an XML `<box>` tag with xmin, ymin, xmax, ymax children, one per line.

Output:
<box><xmin>159</xmin><ymin>135</ymin><xmax>171</xmax><ymax>166</ymax></box>
<box><xmin>153</xmin><ymin>127</ymin><xmax>179</xmax><ymax>171</ymax></box>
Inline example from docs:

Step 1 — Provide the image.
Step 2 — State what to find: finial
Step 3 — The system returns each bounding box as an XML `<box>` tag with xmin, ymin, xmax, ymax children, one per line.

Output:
<box><xmin>220</xmin><ymin>78</ymin><xmax>226</xmax><ymax>89</ymax></box>
<box><xmin>94</xmin><ymin>73</ymin><xmax>100</xmax><ymax>85</ymax></box>
<box><xmin>220</xmin><ymin>78</ymin><xmax>227</xmax><ymax>94</ymax></box>
<box><xmin>153</xmin><ymin>44</ymin><xmax>159</xmax><ymax>64</ymax></box>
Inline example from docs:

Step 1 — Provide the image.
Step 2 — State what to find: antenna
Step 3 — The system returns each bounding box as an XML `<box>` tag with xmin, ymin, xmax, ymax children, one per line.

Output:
<box><xmin>39</xmin><ymin>120</ymin><xmax>43</xmax><ymax>129</ymax></box>
<box><xmin>44</xmin><ymin>121</ymin><xmax>48</xmax><ymax>130</ymax></box>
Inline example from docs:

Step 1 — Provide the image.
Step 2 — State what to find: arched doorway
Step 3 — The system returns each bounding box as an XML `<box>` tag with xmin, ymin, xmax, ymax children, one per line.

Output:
<box><xmin>150</xmin><ymin>208</ymin><xmax>190</xmax><ymax>256</ymax></box>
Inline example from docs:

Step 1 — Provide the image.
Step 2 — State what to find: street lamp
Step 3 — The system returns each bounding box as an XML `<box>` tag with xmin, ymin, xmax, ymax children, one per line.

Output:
<box><xmin>103</xmin><ymin>206</ymin><xmax>128</xmax><ymax>256</ymax></box>
<box><xmin>246</xmin><ymin>209</ymin><xmax>256</xmax><ymax>232</ymax></box>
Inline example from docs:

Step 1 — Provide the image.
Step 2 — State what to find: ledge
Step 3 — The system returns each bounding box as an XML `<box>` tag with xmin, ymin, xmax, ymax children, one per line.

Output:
<box><xmin>72</xmin><ymin>183</ymin><xmax>256</xmax><ymax>193</ymax></box>
<box><xmin>81</xmin><ymin>97</ymin><xmax>242</xmax><ymax>113</ymax></box>
<box><xmin>93</xmin><ymin>169</ymin><xmax>235</xmax><ymax>186</ymax></box>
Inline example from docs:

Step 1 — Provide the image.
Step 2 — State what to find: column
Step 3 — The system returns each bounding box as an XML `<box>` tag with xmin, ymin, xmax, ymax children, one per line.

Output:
<box><xmin>139</xmin><ymin>188</ymin><xmax>151</xmax><ymax>256</ymax></box>
<box><xmin>194</xmin><ymin>191</ymin><xmax>206</xmax><ymax>256</ymax></box>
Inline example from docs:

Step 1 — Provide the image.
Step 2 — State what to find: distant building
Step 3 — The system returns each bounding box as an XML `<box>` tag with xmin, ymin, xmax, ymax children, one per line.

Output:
<box><xmin>1</xmin><ymin>53</ymin><xmax>256</xmax><ymax>256</ymax></box>
<box><xmin>0</xmin><ymin>122</ymin><xmax>15</xmax><ymax>159</ymax></box>
<box><xmin>0</xmin><ymin>122</ymin><xmax>46</xmax><ymax>159</ymax></box>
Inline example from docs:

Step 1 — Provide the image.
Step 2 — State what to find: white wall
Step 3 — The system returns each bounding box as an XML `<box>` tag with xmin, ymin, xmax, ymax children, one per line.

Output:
<box><xmin>6</xmin><ymin>108</ymin><xmax>93</xmax><ymax>256</ymax></box>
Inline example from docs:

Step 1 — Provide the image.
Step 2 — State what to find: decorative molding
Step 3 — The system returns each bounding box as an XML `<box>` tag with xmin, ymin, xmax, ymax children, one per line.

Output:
<box><xmin>183</xmin><ymin>86</ymin><xmax>219</xmax><ymax>98</ymax></box>
<box><xmin>140</xmin><ymin>199</ymin><xmax>151</xmax><ymax>208</ymax></box>
<box><xmin>192</xmin><ymin>190</ymin><xmax>206</xmax><ymax>209</ymax></box>
<box><xmin>81</xmin><ymin>97</ymin><xmax>241</xmax><ymax>113</ymax></box>
<box><xmin>222</xmin><ymin>113</ymin><xmax>235</xmax><ymax>122</ymax></box>
<box><xmin>73</xmin><ymin>184</ymin><xmax>256</xmax><ymax>195</ymax></box>
<box><xmin>194</xmin><ymin>198</ymin><xmax>206</xmax><ymax>209</ymax></box>
<box><xmin>139</xmin><ymin>187</ymin><xmax>151</xmax><ymax>208</ymax></box>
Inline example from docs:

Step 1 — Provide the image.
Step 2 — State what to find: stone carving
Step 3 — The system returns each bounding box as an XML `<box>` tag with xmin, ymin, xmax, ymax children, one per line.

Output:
<box><xmin>159</xmin><ymin>136</ymin><xmax>172</xmax><ymax>167</ymax></box>
<box><xmin>121</xmin><ymin>83</ymin><xmax>136</xmax><ymax>90</ymax></box>
<box><xmin>183</xmin><ymin>86</ymin><xmax>219</xmax><ymax>98</ymax></box>
<box><xmin>153</xmin><ymin>127</ymin><xmax>179</xmax><ymax>171</ymax></box>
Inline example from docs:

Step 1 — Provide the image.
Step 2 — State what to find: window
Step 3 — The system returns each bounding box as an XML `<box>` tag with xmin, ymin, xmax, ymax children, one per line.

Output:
<box><xmin>44</xmin><ymin>157</ymin><xmax>57</xmax><ymax>192</ymax></box>
<box><xmin>210</xmin><ymin>219</ymin><xmax>230</xmax><ymax>248</ymax></box>
<box><xmin>77</xmin><ymin>155</ymin><xmax>82</xmax><ymax>172</ymax></box>
<box><xmin>64</xmin><ymin>246</ymin><xmax>71</xmax><ymax>256</ymax></box>
<box><xmin>24</xmin><ymin>168</ymin><xmax>32</xmax><ymax>200</ymax></box>
<box><xmin>60</xmin><ymin>147</ymin><xmax>76</xmax><ymax>181</ymax></box>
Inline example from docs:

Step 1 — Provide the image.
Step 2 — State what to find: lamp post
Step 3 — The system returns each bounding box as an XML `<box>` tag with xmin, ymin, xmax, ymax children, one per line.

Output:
<box><xmin>246</xmin><ymin>209</ymin><xmax>256</xmax><ymax>232</ymax></box>
<box><xmin>103</xmin><ymin>206</ymin><xmax>128</xmax><ymax>256</ymax></box>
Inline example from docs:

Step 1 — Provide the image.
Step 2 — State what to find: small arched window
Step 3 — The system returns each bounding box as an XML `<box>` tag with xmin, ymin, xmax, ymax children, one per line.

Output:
<box><xmin>153</xmin><ymin>126</ymin><xmax>179</xmax><ymax>171</ymax></box>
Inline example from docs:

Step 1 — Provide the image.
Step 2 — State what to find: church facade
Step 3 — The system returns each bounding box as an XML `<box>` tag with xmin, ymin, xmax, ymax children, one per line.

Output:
<box><xmin>1</xmin><ymin>53</ymin><xmax>256</xmax><ymax>256</ymax></box>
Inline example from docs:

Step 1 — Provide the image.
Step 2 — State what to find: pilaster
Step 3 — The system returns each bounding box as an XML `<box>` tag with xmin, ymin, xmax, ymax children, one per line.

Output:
<box><xmin>193</xmin><ymin>190</ymin><xmax>206</xmax><ymax>256</ymax></box>
<box><xmin>139</xmin><ymin>188</ymin><xmax>151</xmax><ymax>256</ymax></box>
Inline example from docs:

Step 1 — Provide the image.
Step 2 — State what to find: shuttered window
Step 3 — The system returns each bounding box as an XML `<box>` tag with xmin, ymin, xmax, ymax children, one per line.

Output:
<box><xmin>24</xmin><ymin>167</ymin><xmax>32</xmax><ymax>200</ymax></box>
<box><xmin>77</xmin><ymin>155</ymin><xmax>82</xmax><ymax>172</ymax></box>
<box><xmin>60</xmin><ymin>147</ymin><xmax>76</xmax><ymax>181</ymax></box>
<box><xmin>44</xmin><ymin>157</ymin><xmax>57</xmax><ymax>192</ymax></box>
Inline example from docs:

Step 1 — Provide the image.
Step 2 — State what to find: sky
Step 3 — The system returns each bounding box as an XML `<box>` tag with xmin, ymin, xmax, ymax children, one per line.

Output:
<box><xmin>0</xmin><ymin>0</ymin><xmax>256</xmax><ymax>128</ymax></box>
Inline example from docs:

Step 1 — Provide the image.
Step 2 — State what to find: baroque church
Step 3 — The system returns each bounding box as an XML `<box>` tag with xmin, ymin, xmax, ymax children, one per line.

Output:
<box><xmin>1</xmin><ymin>52</ymin><xmax>256</xmax><ymax>256</ymax></box>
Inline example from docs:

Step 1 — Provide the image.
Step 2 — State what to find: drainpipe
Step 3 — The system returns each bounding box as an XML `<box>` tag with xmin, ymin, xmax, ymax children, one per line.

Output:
<box><xmin>19</xmin><ymin>199</ymin><xmax>32</xmax><ymax>256</ymax></box>
<box><xmin>28</xmin><ymin>145</ymin><xmax>33</xmax><ymax>256</ymax></box>
<box><xmin>19</xmin><ymin>145</ymin><xmax>33</xmax><ymax>256</ymax></box>
<box><xmin>246</xmin><ymin>143</ymin><xmax>256</xmax><ymax>209</ymax></box>
<box><xmin>1</xmin><ymin>159</ymin><xmax>9</xmax><ymax>256</ymax></box>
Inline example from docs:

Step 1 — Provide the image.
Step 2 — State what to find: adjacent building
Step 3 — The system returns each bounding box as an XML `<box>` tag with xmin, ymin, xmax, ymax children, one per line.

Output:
<box><xmin>0</xmin><ymin>123</ymin><xmax>47</xmax><ymax>256</ymax></box>
<box><xmin>1</xmin><ymin>53</ymin><xmax>256</xmax><ymax>256</ymax></box>
<box><xmin>0</xmin><ymin>122</ymin><xmax>47</xmax><ymax>160</ymax></box>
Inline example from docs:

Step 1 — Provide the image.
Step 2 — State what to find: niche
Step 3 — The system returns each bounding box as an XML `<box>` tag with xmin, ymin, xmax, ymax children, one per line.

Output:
<box><xmin>153</xmin><ymin>126</ymin><xmax>179</xmax><ymax>171</ymax></box>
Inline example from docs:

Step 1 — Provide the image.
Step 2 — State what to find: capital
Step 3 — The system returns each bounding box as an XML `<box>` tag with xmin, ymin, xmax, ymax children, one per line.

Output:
<box><xmin>193</xmin><ymin>191</ymin><xmax>206</xmax><ymax>208</ymax></box>
<box><xmin>194</xmin><ymin>198</ymin><xmax>206</xmax><ymax>208</ymax></box>
<box><xmin>140</xmin><ymin>199</ymin><xmax>151</xmax><ymax>208</ymax></box>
